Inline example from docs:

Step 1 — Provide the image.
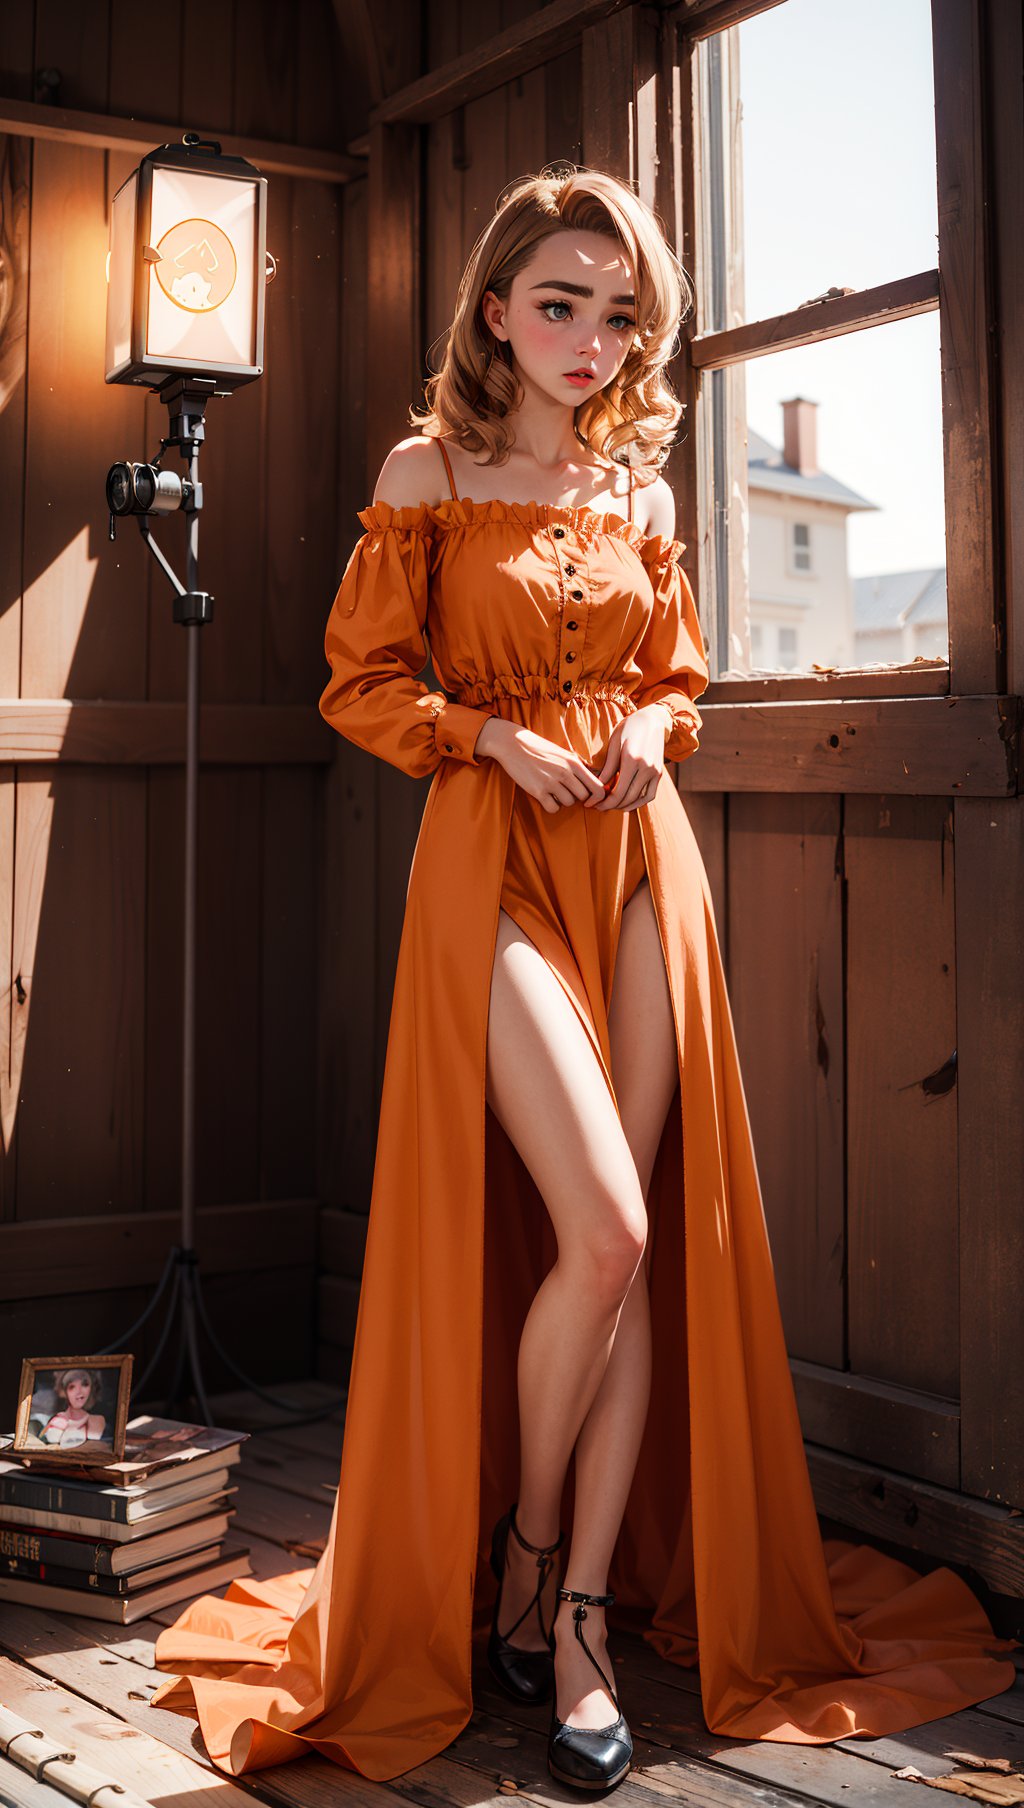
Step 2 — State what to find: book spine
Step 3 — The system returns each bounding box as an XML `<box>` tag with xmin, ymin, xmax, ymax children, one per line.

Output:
<box><xmin>0</xmin><ymin>1555</ymin><xmax>127</xmax><ymax>1595</ymax></box>
<box><xmin>0</xmin><ymin>1524</ymin><xmax>113</xmax><ymax>1574</ymax></box>
<box><xmin>0</xmin><ymin>1473</ymin><xmax>125</xmax><ymax>1522</ymax></box>
<box><xmin>0</xmin><ymin>1495</ymin><xmax>231</xmax><ymax>1539</ymax></box>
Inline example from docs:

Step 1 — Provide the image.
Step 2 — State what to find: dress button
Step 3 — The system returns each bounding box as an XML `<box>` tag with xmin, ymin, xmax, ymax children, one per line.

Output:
<box><xmin>444</xmin><ymin>742</ymin><xmax>454</xmax><ymax>752</ymax></box>
<box><xmin>565</xmin><ymin>652</ymin><xmax>576</xmax><ymax>663</ymax></box>
<box><xmin>553</xmin><ymin>526</ymin><xmax>566</xmax><ymax>539</ymax></box>
<box><xmin>571</xmin><ymin>588</ymin><xmax>583</xmax><ymax>600</ymax></box>
<box><xmin>566</xmin><ymin>620</ymin><xmax>578</xmax><ymax>630</ymax></box>
<box><xmin>564</xmin><ymin>564</ymin><xmax>576</xmax><ymax>576</ymax></box>
<box><xmin>562</xmin><ymin>680</ymin><xmax>572</xmax><ymax>693</ymax></box>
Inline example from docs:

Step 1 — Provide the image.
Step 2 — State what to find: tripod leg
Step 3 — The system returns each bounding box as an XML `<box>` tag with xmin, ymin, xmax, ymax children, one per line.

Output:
<box><xmin>132</xmin><ymin>1260</ymin><xmax>184</xmax><ymax>1401</ymax></box>
<box><xmin>98</xmin><ymin>1243</ymin><xmax>179</xmax><ymax>1356</ymax></box>
<box><xmin>162</xmin><ymin>1301</ymin><xmax>189</xmax><ymax>1417</ymax></box>
<box><xmin>181</xmin><ymin>1262</ymin><xmax>215</xmax><ymax>1426</ymax></box>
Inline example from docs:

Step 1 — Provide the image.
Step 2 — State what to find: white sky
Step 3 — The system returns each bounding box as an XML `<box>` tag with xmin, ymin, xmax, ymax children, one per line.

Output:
<box><xmin>735</xmin><ymin>0</ymin><xmax>945</xmax><ymax>576</ymax></box>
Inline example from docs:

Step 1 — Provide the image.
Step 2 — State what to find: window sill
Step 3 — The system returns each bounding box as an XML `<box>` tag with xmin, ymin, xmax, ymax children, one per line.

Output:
<box><xmin>679</xmin><ymin>691</ymin><xmax>1020</xmax><ymax>797</ymax></box>
<box><xmin>706</xmin><ymin>661</ymin><xmax>950</xmax><ymax>705</ymax></box>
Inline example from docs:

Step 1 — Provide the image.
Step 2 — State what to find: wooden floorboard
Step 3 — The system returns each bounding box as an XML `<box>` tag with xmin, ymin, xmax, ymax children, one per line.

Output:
<box><xmin>240</xmin><ymin>1434</ymin><xmax>342</xmax><ymax>1507</ymax></box>
<box><xmin>471</xmin><ymin>1647</ymin><xmax>1024</xmax><ymax>1806</ymax></box>
<box><xmin>0</xmin><ymin>1751</ymin><xmax>73</xmax><ymax>1808</ymax></box>
<box><xmin>250</xmin><ymin>1418</ymin><xmax>345</xmax><ymax>1463</ymax></box>
<box><xmin>205</xmin><ymin>1380</ymin><xmax>347</xmax><ymax>1434</ymax></box>
<box><xmin>0</xmin><ymin>1656</ymin><xmax>257</xmax><ymax>1808</ymax></box>
<box><xmin>1</xmin><ymin>1380</ymin><xmax>1021</xmax><ymax>1808</ymax></box>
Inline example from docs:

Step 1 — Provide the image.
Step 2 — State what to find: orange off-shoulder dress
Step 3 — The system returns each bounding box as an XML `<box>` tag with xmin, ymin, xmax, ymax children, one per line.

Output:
<box><xmin>151</xmin><ymin>448</ymin><xmax>1017</xmax><ymax>1781</ymax></box>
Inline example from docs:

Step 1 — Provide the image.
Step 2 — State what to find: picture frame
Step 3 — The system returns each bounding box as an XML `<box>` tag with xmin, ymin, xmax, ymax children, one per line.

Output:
<box><xmin>12</xmin><ymin>1354</ymin><xmax>134</xmax><ymax>1467</ymax></box>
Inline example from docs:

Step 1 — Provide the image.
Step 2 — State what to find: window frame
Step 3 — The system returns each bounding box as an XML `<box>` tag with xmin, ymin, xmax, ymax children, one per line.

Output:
<box><xmin>667</xmin><ymin>0</ymin><xmax>1002</xmax><ymax>708</ymax></box>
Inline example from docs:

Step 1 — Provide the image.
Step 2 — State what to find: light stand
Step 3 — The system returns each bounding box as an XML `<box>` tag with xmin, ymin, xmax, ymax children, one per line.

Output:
<box><xmin>101</xmin><ymin>380</ymin><xmax>343</xmax><ymax>1429</ymax></box>
<box><xmin>99</xmin><ymin>132</ymin><xmax>341</xmax><ymax>1429</ymax></box>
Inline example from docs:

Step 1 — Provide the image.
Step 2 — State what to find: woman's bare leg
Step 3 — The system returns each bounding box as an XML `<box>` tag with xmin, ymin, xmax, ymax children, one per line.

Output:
<box><xmin>485</xmin><ymin>906</ymin><xmax>649</xmax><ymax>1667</ymax></box>
<box><xmin>552</xmin><ymin>876</ymin><xmax>678</xmax><ymax>1727</ymax></box>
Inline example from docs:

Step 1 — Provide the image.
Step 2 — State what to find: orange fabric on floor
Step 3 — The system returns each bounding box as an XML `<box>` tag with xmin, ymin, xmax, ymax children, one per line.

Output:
<box><xmin>151</xmin><ymin>483</ymin><xmax>1018</xmax><ymax>1780</ymax></box>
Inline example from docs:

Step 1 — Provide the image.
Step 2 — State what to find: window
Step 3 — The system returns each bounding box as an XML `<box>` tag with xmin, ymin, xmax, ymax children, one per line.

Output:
<box><xmin>686</xmin><ymin>0</ymin><xmax>953</xmax><ymax>692</ymax></box>
<box><xmin>791</xmin><ymin>524</ymin><xmax>811</xmax><ymax>574</ymax></box>
<box><xmin>717</xmin><ymin>313</ymin><xmax>947</xmax><ymax>679</ymax></box>
<box><xmin>778</xmin><ymin>626</ymin><xmax>798</xmax><ymax>669</ymax></box>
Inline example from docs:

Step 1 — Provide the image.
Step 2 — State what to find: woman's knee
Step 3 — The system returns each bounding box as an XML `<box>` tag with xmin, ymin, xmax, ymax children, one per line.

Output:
<box><xmin>564</xmin><ymin>1182</ymin><xmax>648</xmax><ymax>1306</ymax></box>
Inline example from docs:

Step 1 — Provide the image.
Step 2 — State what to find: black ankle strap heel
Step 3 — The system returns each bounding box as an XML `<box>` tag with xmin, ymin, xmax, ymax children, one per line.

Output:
<box><xmin>548</xmin><ymin>1586</ymin><xmax>632</xmax><ymax>1791</ymax></box>
<box><xmin>557</xmin><ymin>1586</ymin><xmax>622</xmax><ymax>1713</ymax></box>
<box><xmin>486</xmin><ymin>1503</ymin><xmax>564</xmax><ymax>1704</ymax></box>
<box><xmin>503</xmin><ymin>1503</ymin><xmax>565</xmax><ymax>1646</ymax></box>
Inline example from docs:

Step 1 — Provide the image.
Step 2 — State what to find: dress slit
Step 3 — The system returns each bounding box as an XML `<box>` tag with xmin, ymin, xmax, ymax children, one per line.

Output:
<box><xmin>498</xmin><ymin>787</ymin><xmax>650</xmax><ymax>1111</ymax></box>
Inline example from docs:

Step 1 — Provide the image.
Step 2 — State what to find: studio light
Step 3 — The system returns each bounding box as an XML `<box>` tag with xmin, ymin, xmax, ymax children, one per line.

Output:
<box><xmin>105</xmin><ymin>132</ymin><xmax>267</xmax><ymax>392</ymax></box>
<box><xmin>97</xmin><ymin>132</ymin><xmax>331</xmax><ymax>1427</ymax></box>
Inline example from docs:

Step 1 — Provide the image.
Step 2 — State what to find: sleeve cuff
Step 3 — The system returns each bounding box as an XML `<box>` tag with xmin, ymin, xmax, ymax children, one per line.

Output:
<box><xmin>637</xmin><ymin>694</ymin><xmax>703</xmax><ymax>763</ymax></box>
<box><xmin>432</xmin><ymin>699</ymin><xmax>496</xmax><ymax>765</ymax></box>
<box><xmin>663</xmin><ymin>697</ymin><xmax>703</xmax><ymax>763</ymax></box>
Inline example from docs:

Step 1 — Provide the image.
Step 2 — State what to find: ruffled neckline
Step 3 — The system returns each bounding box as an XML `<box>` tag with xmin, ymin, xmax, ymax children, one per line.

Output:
<box><xmin>356</xmin><ymin>496</ymin><xmax>685</xmax><ymax>562</ymax></box>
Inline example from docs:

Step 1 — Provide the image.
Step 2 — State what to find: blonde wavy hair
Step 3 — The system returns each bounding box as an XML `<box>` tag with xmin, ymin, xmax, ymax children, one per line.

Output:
<box><xmin>410</xmin><ymin>164</ymin><xmax>695</xmax><ymax>484</ymax></box>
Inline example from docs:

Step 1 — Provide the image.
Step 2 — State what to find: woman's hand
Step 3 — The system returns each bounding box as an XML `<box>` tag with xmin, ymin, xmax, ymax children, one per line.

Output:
<box><xmin>585</xmin><ymin>704</ymin><xmax>672</xmax><ymax>812</ymax></box>
<box><xmin>475</xmin><ymin>718</ymin><xmax>607</xmax><ymax>814</ymax></box>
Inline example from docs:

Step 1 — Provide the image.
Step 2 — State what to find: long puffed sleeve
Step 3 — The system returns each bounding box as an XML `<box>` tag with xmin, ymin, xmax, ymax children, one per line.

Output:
<box><xmin>634</xmin><ymin>535</ymin><xmax>710</xmax><ymax>764</ymax></box>
<box><xmin>318</xmin><ymin>503</ymin><xmax>496</xmax><ymax>777</ymax></box>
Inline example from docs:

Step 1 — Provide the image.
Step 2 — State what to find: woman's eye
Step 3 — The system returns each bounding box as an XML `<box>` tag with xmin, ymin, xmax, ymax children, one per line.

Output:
<box><xmin>539</xmin><ymin>301</ymin><xmax>635</xmax><ymax>332</ymax></box>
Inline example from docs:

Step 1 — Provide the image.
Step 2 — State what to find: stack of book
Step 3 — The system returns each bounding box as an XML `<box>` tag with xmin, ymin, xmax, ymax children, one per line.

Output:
<box><xmin>0</xmin><ymin>1416</ymin><xmax>251</xmax><ymax>1623</ymax></box>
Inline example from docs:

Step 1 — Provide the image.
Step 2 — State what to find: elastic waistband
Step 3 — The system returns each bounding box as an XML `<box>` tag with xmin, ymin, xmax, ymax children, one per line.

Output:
<box><xmin>453</xmin><ymin>675</ymin><xmax>637</xmax><ymax>709</ymax></box>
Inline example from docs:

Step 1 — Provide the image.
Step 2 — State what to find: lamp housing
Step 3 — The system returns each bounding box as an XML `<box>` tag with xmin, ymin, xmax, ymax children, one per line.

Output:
<box><xmin>105</xmin><ymin>135</ymin><xmax>267</xmax><ymax>393</ymax></box>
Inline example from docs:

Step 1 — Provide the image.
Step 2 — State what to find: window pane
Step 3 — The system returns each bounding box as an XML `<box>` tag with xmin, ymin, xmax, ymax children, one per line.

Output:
<box><xmin>696</xmin><ymin>0</ymin><xmax>938</xmax><ymax>328</ymax></box>
<box><xmin>699</xmin><ymin>310</ymin><xmax>948</xmax><ymax>679</ymax></box>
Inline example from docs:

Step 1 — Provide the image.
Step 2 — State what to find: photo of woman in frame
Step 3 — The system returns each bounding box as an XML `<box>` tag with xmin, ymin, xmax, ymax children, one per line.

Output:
<box><xmin>13</xmin><ymin>1353</ymin><xmax>133</xmax><ymax>1465</ymax></box>
<box><xmin>40</xmin><ymin>1367</ymin><xmax>108</xmax><ymax>1447</ymax></box>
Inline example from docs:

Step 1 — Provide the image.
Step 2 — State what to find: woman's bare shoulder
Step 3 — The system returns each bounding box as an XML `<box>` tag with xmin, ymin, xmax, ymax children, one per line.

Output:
<box><xmin>373</xmin><ymin>435</ymin><xmax>448</xmax><ymax>509</ymax></box>
<box><xmin>637</xmin><ymin>472</ymin><xmax>677</xmax><ymax>541</ymax></box>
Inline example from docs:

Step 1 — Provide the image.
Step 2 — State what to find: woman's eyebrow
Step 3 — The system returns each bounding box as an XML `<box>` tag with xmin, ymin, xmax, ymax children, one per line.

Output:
<box><xmin>529</xmin><ymin>279</ymin><xmax>635</xmax><ymax>305</ymax></box>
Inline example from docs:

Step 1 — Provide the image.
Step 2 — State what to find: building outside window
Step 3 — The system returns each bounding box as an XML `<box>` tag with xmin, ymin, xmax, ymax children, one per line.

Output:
<box><xmin>690</xmin><ymin>0</ymin><xmax>949</xmax><ymax>684</ymax></box>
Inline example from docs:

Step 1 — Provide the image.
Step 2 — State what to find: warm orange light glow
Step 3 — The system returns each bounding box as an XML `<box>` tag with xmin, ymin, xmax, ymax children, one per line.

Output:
<box><xmin>105</xmin><ymin>149</ymin><xmax>265</xmax><ymax>386</ymax></box>
<box><xmin>153</xmin><ymin>216</ymin><xmax>238</xmax><ymax>314</ymax></box>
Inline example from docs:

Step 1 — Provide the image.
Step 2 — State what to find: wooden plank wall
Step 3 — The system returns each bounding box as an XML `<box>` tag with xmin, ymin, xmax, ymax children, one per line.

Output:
<box><xmin>0</xmin><ymin>0</ymin><xmax>350</xmax><ymax>1405</ymax></box>
<box><xmin>5</xmin><ymin>0</ymin><xmax>1004</xmax><ymax>1521</ymax></box>
<box><xmin>314</xmin><ymin>0</ymin><xmax>1024</xmax><ymax>1546</ymax></box>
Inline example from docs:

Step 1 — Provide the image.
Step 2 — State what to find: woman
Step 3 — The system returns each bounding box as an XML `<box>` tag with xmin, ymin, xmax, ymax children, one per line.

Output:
<box><xmin>152</xmin><ymin>166</ymin><xmax>1017</xmax><ymax>1791</ymax></box>
<box><xmin>41</xmin><ymin>1369</ymin><xmax>107</xmax><ymax>1447</ymax></box>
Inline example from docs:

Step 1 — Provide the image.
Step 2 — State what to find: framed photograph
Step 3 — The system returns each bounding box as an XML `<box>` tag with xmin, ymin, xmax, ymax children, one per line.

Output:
<box><xmin>12</xmin><ymin>1355</ymin><xmax>134</xmax><ymax>1466</ymax></box>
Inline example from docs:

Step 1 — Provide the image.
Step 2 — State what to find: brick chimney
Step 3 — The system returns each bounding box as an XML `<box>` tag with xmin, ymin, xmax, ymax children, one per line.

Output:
<box><xmin>781</xmin><ymin>396</ymin><xmax>819</xmax><ymax>475</ymax></box>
